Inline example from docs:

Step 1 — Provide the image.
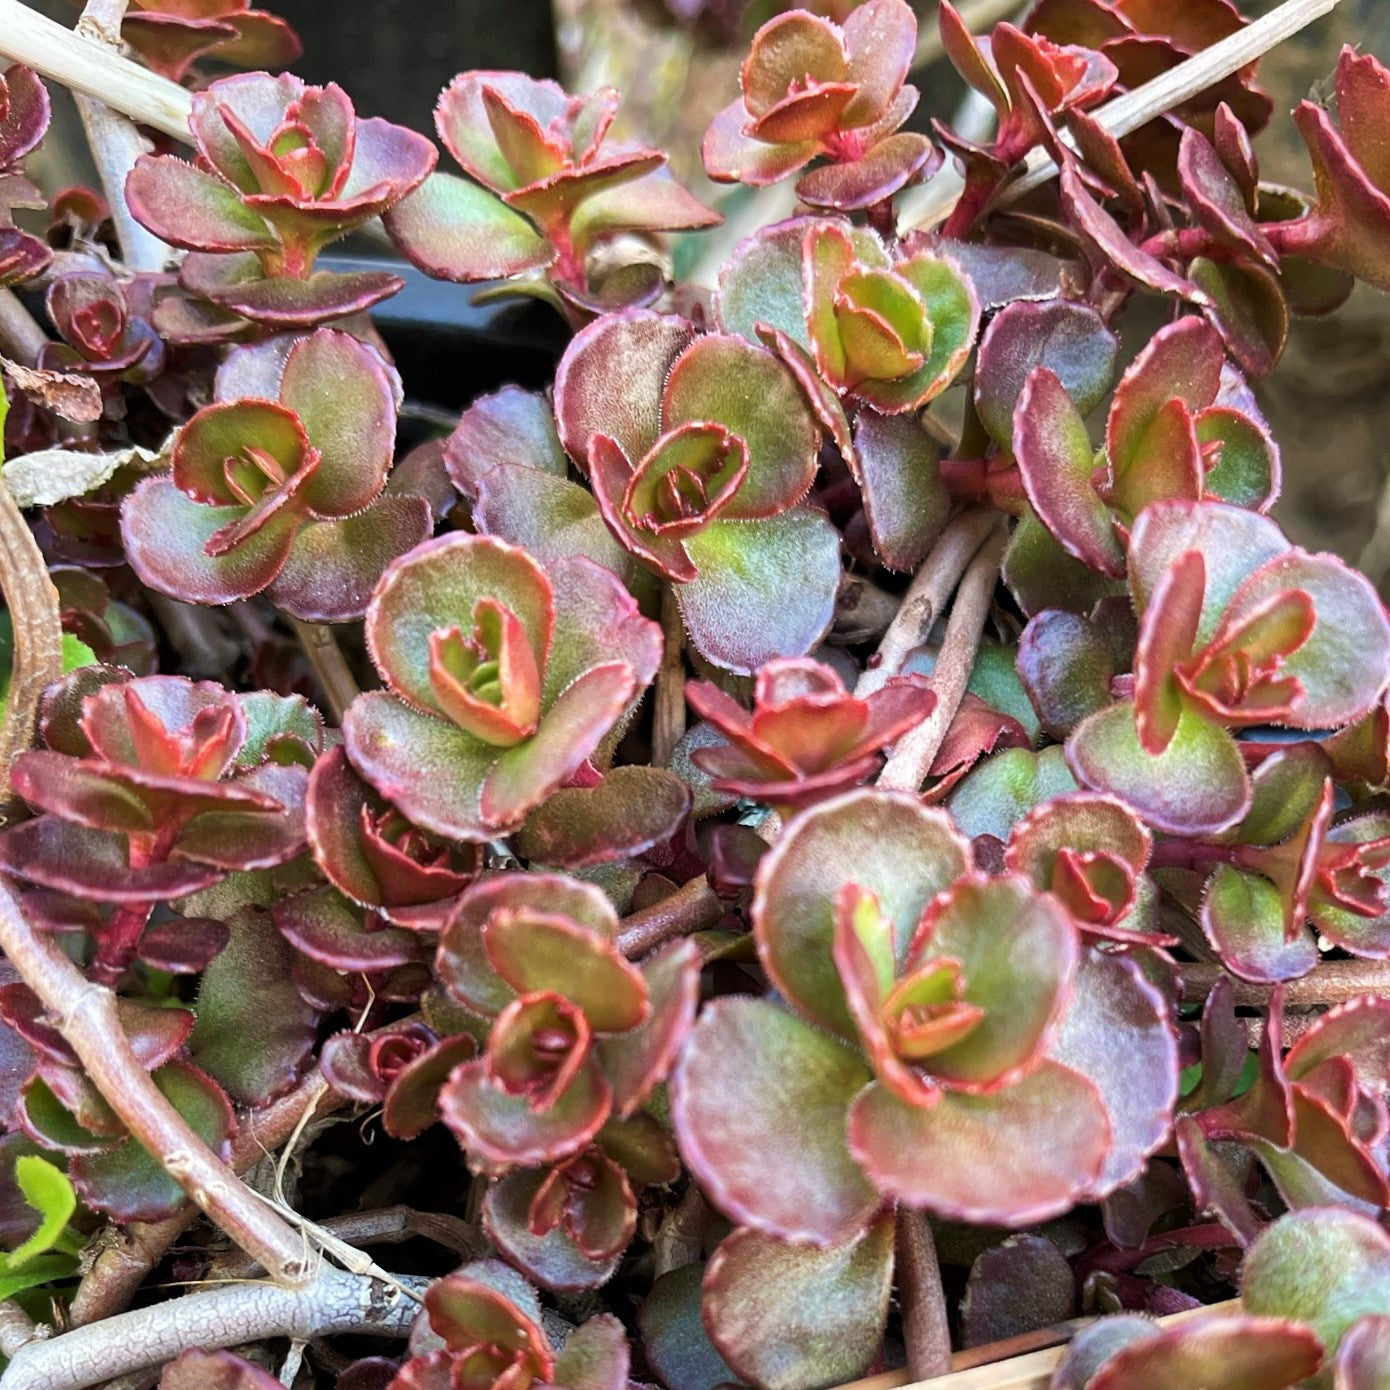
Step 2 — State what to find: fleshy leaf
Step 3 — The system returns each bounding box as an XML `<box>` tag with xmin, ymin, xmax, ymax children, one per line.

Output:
<box><xmin>1067</xmin><ymin>700</ymin><xmax>1251</xmax><ymax>837</ymax></box>
<box><xmin>190</xmin><ymin>905</ymin><xmax>317</xmax><ymax>1105</ymax></box>
<box><xmin>975</xmin><ymin>299</ymin><xmax>1117</xmax><ymax>449</ymax></box>
<box><xmin>754</xmin><ymin>788</ymin><xmax>970</xmax><ymax>1038</ymax></box>
<box><xmin>670</xmin><ymin>997</ymin><xmax>878</xmax><ymax>1245</ymax></box>
<box><xmin>847</xmin><ymin>1060</ymin><xmax>1110</xmax><ymax>1223</ymax></box>
<box><xmin>676</xmin><ymin>511</ymin><xmax>841</xmax><ymax>674</ymax></box>
<box><xmin>383</xmin><ymin>172</ymin><xmax>551</xmax><ymax>281</ymax></box>
<box><xmin>703</xmin><ymin>1216</ymin><xmax>895</xmax><ymax>1390</ymax></box>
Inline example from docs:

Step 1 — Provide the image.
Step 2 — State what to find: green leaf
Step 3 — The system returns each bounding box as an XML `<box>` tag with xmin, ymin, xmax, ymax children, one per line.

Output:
<box><xmin>703</xmin><ymin>1216</ymin><xmax>895</xmax><ymax>1390</ymax></box>
<box><xmin>678</xmin><ymin>510</ymin><xmax>840</xmax><ymax>674</ymax></box>
<box><xmin>0</xmin><ymin>1253</ymin><xmax>78</xmax><ymax>1301</ymax></box>
<box><xmin>4</xmin><ymin>1157</ymin><xmax>76</xmax><ymax>1269</ymax></box>
<box><xmin>383</xmin><ymin>171</ymin><xmax>550</xmax><ymax>282</ymax></box>
<box><xmin>947</xmin><ymin>746</ymin><xmax>1077</xmax><ymax>841</ymax></box>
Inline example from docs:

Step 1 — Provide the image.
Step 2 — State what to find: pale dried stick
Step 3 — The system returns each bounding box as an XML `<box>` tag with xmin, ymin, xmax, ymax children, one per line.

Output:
<box><xmin>0</xmin><ymin>1270</ymin><xmax>427</xmax><ymax>1390</ymax></box>
<box><xmin>877</xmin><ymin>521</ymin><xmax>1005</xmax><ymax>791</ymax></box>
<box><xmin>0</xmin><ymin>0</ymin><xmax>192</xmax><ymax>141</ymax></box>
<box><xmin>855</xmin><ymin>507</ymin><xmax>997</xmax><ymax>699</ymax></box>
<box><xmin>71</xmin><ymin>0</ymin><xmax>168</xmax><ymax>273</ymax></box>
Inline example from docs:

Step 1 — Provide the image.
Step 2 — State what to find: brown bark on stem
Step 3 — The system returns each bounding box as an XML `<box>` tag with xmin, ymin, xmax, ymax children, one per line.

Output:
<box><xmin>617</xmin><ymin>875</ymin><xmax>725</xmax><ymax>959</ymax></box>
<box><xmin>288</xmin><ymin>617</ymin><xmax>361</xmax><ymax>723</ymax></box>
<box><xmin>650</xmin><ymin>585</ymin><xmax>687</xmax><ymax>769</ymax></box>
<box><xmin>1180</xmin><ymin>959</ymin><xmax>1390</xmax><ymax>1009</ymax></box>
<box><xmin>895</xmin><ymin>1207</ymin><xmax>952</xmax><ymax>1380</ymax></box>
<box><xmin>0</xmin><ymin>481</ymin><xmax>63</xmax><ymax>822</ymax></box>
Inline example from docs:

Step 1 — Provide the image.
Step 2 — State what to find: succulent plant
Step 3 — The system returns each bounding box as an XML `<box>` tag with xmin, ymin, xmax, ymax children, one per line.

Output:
<box><xmin>126</xmin><ymin>72</ymin><xmax>436</xmax><ymax>324</ymax></box>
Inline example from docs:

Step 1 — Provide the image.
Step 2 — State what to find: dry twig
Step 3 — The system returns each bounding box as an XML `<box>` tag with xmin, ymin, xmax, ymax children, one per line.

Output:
<box><xmin>878</xmin><ymin>522</ymin><xmax>1006</xmax><ymax>791</ymax></box>
<box><xmin>0</xmin><ymin>1270</ymin><xmax>426</xmax><ymax>1390</ymax></box>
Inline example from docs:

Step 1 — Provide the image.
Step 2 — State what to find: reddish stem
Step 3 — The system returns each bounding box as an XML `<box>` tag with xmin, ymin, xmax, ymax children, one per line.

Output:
<box><xmin>1147</xmin><ymin>839</ymin><xmax>1244</xmax><ymax>872</ymax></box>
<box><xmin>938</xmin><ymin>457</ymin><xmax>1027</xmax><ymax>510</ymax></box>
<box><xmin>895</xmin><ymin>1207</ymin><xmax>951</xmax><ymax>1379</ymax></box>
<box><xmin>88</xmin><ymin>901</ymin><xmax>155</xmax><ymax>988</ymax></box>
<box><xmin>616</xmin><ymin>876</ymin><xmax>725</xmax><ymax>959</ymax></box>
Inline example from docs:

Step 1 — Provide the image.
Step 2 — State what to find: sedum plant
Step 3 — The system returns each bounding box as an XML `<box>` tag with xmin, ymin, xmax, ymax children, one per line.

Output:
<box><xmin>0</xmin><ymin>1</ymin><xmax>1389</xmax><ymax>1389</ymax></box>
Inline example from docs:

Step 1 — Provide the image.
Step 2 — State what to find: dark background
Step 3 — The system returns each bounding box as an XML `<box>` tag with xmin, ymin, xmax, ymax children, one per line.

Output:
<box><xmin>263</xmin><ymin>0</ymin><xmax>559</xmax><ymax>137</ymax></box>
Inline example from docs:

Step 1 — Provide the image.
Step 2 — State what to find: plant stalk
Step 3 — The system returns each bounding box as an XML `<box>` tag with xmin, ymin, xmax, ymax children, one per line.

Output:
<box><xmin>895</xmin><ymin>1207</ymin><xmax>952</xmax><ymax>1380</ymax></box>
<box><xmin>0</xmin><ymin>874</ymin><xmax>313</xmax><ymax>1288</ymax></box>
<box><xmin>617</xmin><ymin>875</ymin><xmax>725</xmax><ymax>958</ymax></box>
<box><xmin>288</xmin><ymin>617</ymin><xmax>361</xmax><ymax>723</ymax></box>
<box><xmin>0</xmin><ymin>291</ymin><xmax>48</xmax><ymax>367</ymax></box>
<box><xmin>1180</xmin><ymin>960</ymin><xmax>1390</xmax><ymax>1009</ymax></box>
<box><xmin>69</xmin><ymin>1017</ymin><xmax>418</xmax><ymax>1326</ymax></box>
<box><xmin>855</xmin><ymin>508</ymin><xmax>998</xmax><ymax>699</ymax></box>
<box><xmin>0</xmin><ymin>1270</ymin><xmax>427</xmax><ymax>1390</ymax></box>
<box><xmin>0</xmin><ymin>481</ymin><xmax>63</xmax><ymax>821</ymax></box>
<box><xmin>877</xmin><ymin>521</ymin><xmax>1006</xmax><ymax>791</ymax></box>
<box><xmin>72</xmin><ymin>0</ymin><xmax>168</xmax><ymax>274</ymax></box>
<box><xmin>651</xmin><ymin>585</ymin><xmax>687</xmax><ymax>768</ymax></box>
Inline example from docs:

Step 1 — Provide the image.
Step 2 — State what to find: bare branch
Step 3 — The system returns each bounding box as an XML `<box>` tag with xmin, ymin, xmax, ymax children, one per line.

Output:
<box><xmin>0</xmin><ymin>483</ymin><xmax>63</xmax><ymax>820</ymax></box>
<box><xmin>0</xmin><ymin>0</ymin><xmax>192</xmax><ymax>141</ymax></box>
<box><xmin>0</xmin><ymin>1270</ymin><xmax>426</xmax><ymax>1390</ymax></box>
<box><xmin>0</xmin><ymin>875</ymin><xmax>313</xmax><ymax>1287</ymax></box>
<box><xmin>856</xmin><ymin>508</ymin><xmax>998</xmax><ymax>699</ymax></box>
<box><xmin>877</xmin><ymin>521</ymin><xmax>1006</xmax><ymax>791</ymax></box>
<box><xmin>289</xmin><ymin>618</ymin><xmax>361</xmax><ymax>724</ymax></box>
<box><xmin>900</xmin><ymin>0</ymin><xmax>1348</xmax><ymax>230</ymax></box>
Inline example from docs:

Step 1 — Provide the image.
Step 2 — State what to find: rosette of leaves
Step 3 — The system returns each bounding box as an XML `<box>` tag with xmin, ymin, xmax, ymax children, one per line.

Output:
<box><xmin>0</xmin><ymin>65</ymin><xmax>53</xmax><ymax>289</ymax></box>
<box><xmin>482</xmin><ymin>1114</ymin><xmax>679</xmax><ymax>1291</ymax></box>
<box><xmin>1006</xmin><ymin>315</ymin><xmax>1280</xmax><ymax>610</ymax></box>
<box><xmin>383</xmin><ymin>71</ymin><xmax>717</xmax><ymax>313</ymax></box>
<box><xmin>671</xmin><ymin>789</ymin><xmax>1176</xmax><ymax>1386</ymax></box>
<box><xmin>389</xmin><ymin>1259</ymin><xmax>629</xmax><ymax>1390</ymax></box>
<box><xmin>1003</xmin><ymin>791</ymin><xmax>1170</xmax><ymax>948</ymax></box>
<box><xmin>433</xmin><ymin>872</ymin><xmax>700</xmax><ymax>1171</ymax></box>
<box><xmin>1177</xmin><ymin>989</ymin><xmax>1390</xmax><ymax>1240</ymax></box>
<box><xmin>307</xmin><ymin>746</ymin><xmax>482</xmax><ymax>930</ymax></box>
<box><xmin>121</xmin><ymin>328</ymin><xmax>432</xmax><ymax>621</ymax></box>
<box><xmin>702</xmin><ymin>0</ymin><xmax>939</xmax><ymax>213</ymax></box>
<box><xmin>319</xmin><ymin>1019</ymin><xmax>478</xmax><ymax>1141</ymax></box>
<box><xmin>552</xmin><ymin>310</ymin><xmax>842</xmax><ymax>672</ymax></box>
<box><xmin>715</xmin><ymin>216</ymin><xmax>979</xmax><ymax>570</ymax></box>
<box><xmin>1066</xmin><ymin>500</ymin><xmax>1390</xmax><ymax>837</ymax></box>
<box><xmin>938</xmin><ymin>0</ymin><xmax>1116</xmax><ymax>235</ymax></box>
<box><xmin>119</xmin><ymin>0</ymin><xmax>302</xmax><ymax>85</ymax></box>
<box><xmin>39</xmin><ymin>272</ymin><xmax>163</xmax><ymax>387</ymax></box>
<box><xmin>125</xmin><ymin>72</ymin><xmax>436</xmax><ymax>325</ymax></box>
<box><xmin>1152</xmin><ymin>744</ymin><xmax>1390</xmax><ymax>984</ymax></box>
<box><xmin>342</xmin><ymin>533</ymin><xmax>662</xmax><ymax>841</ymax></box>
<box><xmin>0</xmin><ymin>670</ymin><xmax>309</xmax><ymax>910</ymax></box>
<box><xmin>685</xmin><ymin>656</ymin><xmax>935</xmax><ymax>813</ymax></box>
